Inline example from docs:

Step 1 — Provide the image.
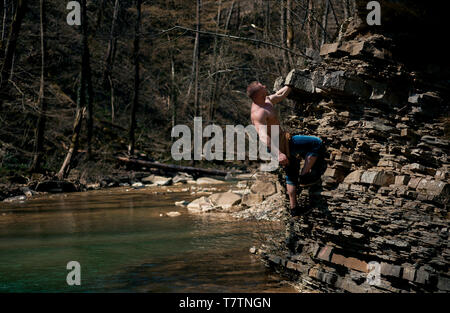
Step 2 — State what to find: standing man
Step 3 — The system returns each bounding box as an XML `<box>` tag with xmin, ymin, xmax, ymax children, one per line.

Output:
<box><xmin>248</xmin><ymin>81</ymin><xmax>325</xmax><ymax>215</ymax></box>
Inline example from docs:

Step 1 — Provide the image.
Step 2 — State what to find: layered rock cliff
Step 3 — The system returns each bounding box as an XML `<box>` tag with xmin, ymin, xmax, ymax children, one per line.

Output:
<box><xmin>257</xmin><ymin>3</ymin><xmax>450</xmax><ymax>293</ymax></box>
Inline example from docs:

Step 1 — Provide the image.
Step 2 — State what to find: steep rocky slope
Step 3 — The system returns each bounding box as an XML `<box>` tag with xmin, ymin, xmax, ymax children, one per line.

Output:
<box><xmin>257</xmin><ymin>6</ymin><xmax>449</xmax><ymax>293</ymax></box>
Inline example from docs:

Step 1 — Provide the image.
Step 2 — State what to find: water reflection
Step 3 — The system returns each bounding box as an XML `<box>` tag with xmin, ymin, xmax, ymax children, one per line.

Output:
<box><xmin>0</xmin><ymin>186</ymin><xmax>296</xmax><ymax>293</ymax></box>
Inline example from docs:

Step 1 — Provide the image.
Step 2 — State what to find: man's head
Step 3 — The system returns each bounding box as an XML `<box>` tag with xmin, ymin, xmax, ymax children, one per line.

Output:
<box><xmin>247</xmin><ymin>81</ymin><xmax>268</xmax><ymax>103</ymax></box>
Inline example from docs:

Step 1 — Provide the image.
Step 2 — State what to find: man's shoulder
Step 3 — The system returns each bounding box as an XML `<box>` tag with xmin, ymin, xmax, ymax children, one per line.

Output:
<box><xmin>251</xmin><ymin>104</ymin><xmax>268</xmax><ymax>121</ymax></box>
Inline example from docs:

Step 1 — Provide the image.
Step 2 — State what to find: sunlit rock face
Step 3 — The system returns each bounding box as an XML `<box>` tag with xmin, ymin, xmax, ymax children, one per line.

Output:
<box><xmin>263</xmin><ymin>1</ymin><xmax>449</xmax><ymax>293</ymax></box>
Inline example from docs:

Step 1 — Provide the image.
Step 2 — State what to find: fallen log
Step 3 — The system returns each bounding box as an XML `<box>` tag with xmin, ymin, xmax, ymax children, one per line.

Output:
<box><xmin>116</xmin><ymin>156</ymin><xmax>230</xmax><ymax>177</ymax></box>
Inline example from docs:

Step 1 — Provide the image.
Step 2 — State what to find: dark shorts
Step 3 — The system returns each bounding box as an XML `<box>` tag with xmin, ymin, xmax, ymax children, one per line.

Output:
<box><xmin>284</xmin><ymin>135</ymin><xmax>323</xmax><ymax>186</ymax></box>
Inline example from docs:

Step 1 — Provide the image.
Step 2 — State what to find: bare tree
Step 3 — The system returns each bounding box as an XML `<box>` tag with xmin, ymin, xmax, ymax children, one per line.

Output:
<box><xmin>184</xmin><ymin>0</ymin><xmax>202</xmax><ymax>116</ymax></box>
<box><xmin>193</xmin><ymin>0</ymin><xmax>201</xmax><ymax>117</ymax></box>
<box><xmin>103</xmin><ymin>0</ymin><xmax>120</xmax><ymax>122</ymax></box>
<box><xmin>225</xmin><ymin>0</ymin><xmax>235</xmax><ymax>32</ymax></box>
<box><xmin>57</xmin><ymin>0</ymin><xmax>90</xmax><ymax>179</ymax></box>
<box><xmin>96</xmin><ymin>0</ymin><xmax>106</xmax><ymax>31</ymax></box>
<box><xmin>86</xmin><ymin>43</ymin><xmax>94</xmax><ymax>160</ymax></box>
<box><xmin>170</xmin><ymin>48</ymin><xmax>177</xmax><ymax>130</ymax></box>
<box><xmin>103</xmin><ymin>0</ymin><xmax>119</xmax><ymax>85</ymax></box>
<box><xmin>286</xmin><ymin>0</ymin><xmax>294</xmax><ymax>67</ymax></box>
<box><xmin>128</xmin><ymin>0</ymin><xmax>142</xmax><ymax>156</ymax></box>
<box><xmin>208</xmin><ymin>0</ymin><xmax>222</xmax><ymax>123</ymax></box>
<box><xmin>264</xmin><ymin>0</ymin><xmax>270</xmax><ymax>39</ymax></box>
<box><xmin>1</xmin><ymin>0</ymin><xmax>6</xmax><ymax>43</ymax></box>
<box><xmin>280</xmin><ymin>0</ymin><xmax>289</xmax><ymax>73</ymax></box>
<box><xmin>0</xmin><ymin>0</ymin><xmax>26</xmax><ymax>110</ymax></box>
<box><xmin>30</xmin><ymin>0</ymin><xmax>47</xmax><ymax>173</ymax></box>
<box><xmin>321</xmin><ymin>0</ymin><xmax>330</xmax><ymax>46</ymax></box>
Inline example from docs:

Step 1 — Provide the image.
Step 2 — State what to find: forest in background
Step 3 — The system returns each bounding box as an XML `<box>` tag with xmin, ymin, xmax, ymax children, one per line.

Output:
<box><xmin>0</xmin><ymin>0</ymin><xmax>357</xmax><ymax>183</ymax></box>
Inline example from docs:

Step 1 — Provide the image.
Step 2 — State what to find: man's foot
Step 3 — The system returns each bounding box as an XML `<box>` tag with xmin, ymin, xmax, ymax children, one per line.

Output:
<box><xmin>299</xmin><ymin>171</ymin><xmax>321</xmax><ymax>187</ymax></box>
<box><xmin>289</xmin><ymin>206</ymin><xmax>312</xmax><ymax>216</ymax></box>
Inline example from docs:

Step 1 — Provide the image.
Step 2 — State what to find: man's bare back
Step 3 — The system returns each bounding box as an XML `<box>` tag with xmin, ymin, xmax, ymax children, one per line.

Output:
<box><xmin>248</xmin><ymin>82</ymin><xmax>292</xmax><ymax>166</ymax></box>
<box><xmin>251</xmin><ymin>98</ymin><xmax>282</xmax><ymax>140</ymax></box>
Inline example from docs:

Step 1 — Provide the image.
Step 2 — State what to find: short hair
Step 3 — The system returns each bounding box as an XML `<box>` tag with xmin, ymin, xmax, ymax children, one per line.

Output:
<box><xmin>246</xmin><ymin>81</ymin><xmax>261</xmax><ymax>100</ymax></box>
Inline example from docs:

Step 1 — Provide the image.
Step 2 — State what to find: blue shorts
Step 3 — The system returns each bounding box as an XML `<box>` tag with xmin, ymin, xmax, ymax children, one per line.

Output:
<box><xmin>284</xmin><ymin>135</ymin><xmax>323</xmax><ymax>186</ymax></box>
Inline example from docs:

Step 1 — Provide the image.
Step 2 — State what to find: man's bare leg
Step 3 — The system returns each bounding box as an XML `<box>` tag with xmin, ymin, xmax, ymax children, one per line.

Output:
<box><xmin>287</xmin><ymin>184</ymin><xmax>297</xmax><ymax>209</ymax></box>
<box><xmin>301</xmin><ymin>155</ymin><xmax>317</xmax><ymax>175</ymax></box>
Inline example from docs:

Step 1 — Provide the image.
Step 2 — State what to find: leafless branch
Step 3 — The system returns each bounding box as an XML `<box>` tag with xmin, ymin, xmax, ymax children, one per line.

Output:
<box><xmin>155</xmin><ymin>25</ymin><xmax>313</xmax><ymax>60</ymax></box>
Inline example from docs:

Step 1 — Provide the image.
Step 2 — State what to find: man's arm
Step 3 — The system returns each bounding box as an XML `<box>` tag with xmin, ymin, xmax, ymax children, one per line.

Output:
<box><xmin>267</xmin><ymin>85</ymin><xmax>292</xmax><ymax>105</ymax></box>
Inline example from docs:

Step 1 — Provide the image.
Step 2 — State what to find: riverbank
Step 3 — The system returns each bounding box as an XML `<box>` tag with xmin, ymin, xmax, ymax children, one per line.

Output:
<box><xmin>1</xmin><ymin>167</ymin><xmax>287</xmax><ymax>223</ymax></box>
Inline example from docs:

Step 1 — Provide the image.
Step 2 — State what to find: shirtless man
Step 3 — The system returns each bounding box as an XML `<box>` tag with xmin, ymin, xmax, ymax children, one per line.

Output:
<box><xmin>248</xmin><ymin>81</ymin><xmax>324</xmax><ymax>215</ymax></box>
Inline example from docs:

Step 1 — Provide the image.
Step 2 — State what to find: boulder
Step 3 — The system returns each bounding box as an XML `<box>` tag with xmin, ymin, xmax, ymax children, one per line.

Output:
<box><xmin>132</xmin><ymin>182</ymin><xmax>144</xmax><ymax>188</ymax></box>
<box><xmin>360</xmin><ymin>170</ymin><xmax>394</xmax><ymax>186</ymax></box>
<box><xmin>166</xmin><ymin>211</ymin><xmax>181</xmax><ymax>217</ymax></box>
<box><xmin>35</xmin><ymin>180</ymin><xmax>78</xmax><ymax>193</ymax></box>
<box><xmin>142</xmin><ymin>175</ymin><xmax>172</xmax><ymax>186</ymax></box>
<box><xmin>174</xmin><ymin>200</ymin><xmax>189</xmax><ymax>207</ymax></box>
<box><xmin>250</xmin><ymin>180</ymin><xmax>277</xmax><ymax>197</ymax></box>
<box><xmin>195</xmin><ymin>177</ymin><xmax>226</xmax><ymax>185</ymax></box>
<box><xmin>284</xmin><ymin>69</ymin><xmax>315</xmax><ymax>93</ymax></box>
<box><xmin>173</xmin><ymin>173</ymin><xmax>193</xmax><ymax>184</ymax></box>
<box><xmin>416</xmin><ymin>179</ymin><xmax>449</xmax><ymax>198</ymax></box>
<box><xmin>3</xmin><ymin>195</ymin><xmax>27</xmax><ymax>203</ymax></box>
<box><xmin>208</xmin><ymin>192</ymin><xmax>242</xmax><ymax>209</ymax></box>
<box><xmin>187</xmin><ymin>196</ymin><xmax>215</xmax><ymax>213</ymax></box>
<box><xmin>86</xmin><ymin>183</ymin><xmax>100</xmax><ymax>190</ymax></box>
<box><xmin>241</xmin><ymin>193</ymin><xmax>264</xmax><ymax>206</ymax></box>
<box><xmin>320</xmin><ymin>43</ymin><xmax>340</xmax><ymax>57</ymax></box>
<box><xmin>314</xmin><ymin>70</ymin><xmax>372</xmax><ymax>98</ymax></box>
<box><xmin>344</xmin><ymin>170</ymin><xmax>364</xmax><ymax>184</ymax></box>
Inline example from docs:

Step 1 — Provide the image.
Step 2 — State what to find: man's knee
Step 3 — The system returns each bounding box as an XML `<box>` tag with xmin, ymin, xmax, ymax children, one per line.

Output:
<box><xmin>287</xmin><ymin>186</ymin><xmax>296</xmax><ymax>198</ymax></box>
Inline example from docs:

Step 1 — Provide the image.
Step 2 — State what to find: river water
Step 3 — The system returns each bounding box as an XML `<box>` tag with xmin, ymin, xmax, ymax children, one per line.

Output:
<box><xmin>0</xmin><ymin>186</ymin><xmax>296</xmax><ymax>292</ymax></box>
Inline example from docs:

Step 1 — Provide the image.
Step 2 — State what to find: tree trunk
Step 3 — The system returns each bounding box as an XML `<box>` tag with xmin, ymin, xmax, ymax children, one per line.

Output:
<box><xmin>321</xmin><ymin>0</ymin><xmax>330</xmax><ymax>46</ymax></box>
<box><xmin>86</xmin><ymin>45</ymin><xmax>93</xmax><ymax>160</ymax></box>
<box><xmin>329</xmin><ymin>0</ymin><xmax>340</xmax><ymax>32</ymax></box>
<box><xmin>96</xmin><ymin>0</ymin><xmax>106</xmax><ymax>31</ymax></box>
<box><xmin>167</xmin><ymin>33</ymin><xmax>177</xmax><ymax>133</ymax></box>
<box><xmin>193</xmin><ymin>0</ymin><xmax>201</xmax><ymax>117</ymax></box>
<box><xmin>225</xmin><ymin>0</ymin><xmax>235</xmax><ymax>31</ymax></box>
<box><xmin>184</xmin><ymin>0</ymin><xmax>203</xmax><ymax>113</ymax></box>
<box><xmin>103</xmin><ymin>0</ymin><xmax>119</xmax><ymax>124</ymax></box>
<box><xmin>117</xmin><ymin>156</ymin><xmax>229</xmax><ymax>177</ymax></box>
<box><xmin>301</xmin><ymin>0</ymin><xmax>309</xmax><ymax>31</ymax></box>
<box><xmin>286</xmin><ymin>0</ymin><xmax>294</xmax><ymax>67</ymax></box>
<box><xmin>30</xmin><ymin>0</ymin><xmax>47</xmax><ymax>173</ymax></box>
<box><xmin>170</xmin><ymin>50</ymin><xmax>177</xmax><ymax>131</ymax></box>
<box><xmin>0</xmin><ymin>0</ymin><xmax>26</xmax><ymax>98</ymax></box>
<box><xmin>102</xmin><ymin>0</ymin><xmax>119</xmax><ymax>87</ymax></box>
<box><xmin>209</xmin><ymin>0</ymin><xmax>221</xmax><ymax>123</ymax></box>
<box><xmin>57</xmin><ymin>106</ymin><xmax>85</xmax><ymax>180</ymax></box>
<box><xmin>128</xmin><ymin>0</ymin><xmax>142</xmax><ymax>156</ymax></box>
<box><xmin>1</xmin><ymin>0</ymin><xmax>6</xmax><ymax>43</ymax></box>
<box><xmin>264</xmin><ymin>0</ymin><xmax>270</xmax><ymax>39</ymax></box>
<box><xmin>306</xmin><ymin>0</ymin><xmax>315</xmax><ymax>49</ymax></box>
<box><xmin>57</xmin><ymin>0</ymin><xmax>89</xmax><ymax>179</ymax></box>
<box><xmin>235</xmin><ymin>0</ymin><xmax>240</xmax><ymax>31</ymax></box>
<box><xmin>109</xmin><ymin>76</ymin><xmax>115</xmax><ymax>123</ymax></box>
<box><xmin>280</xmin><ymin>0</ymin><xmax>288</xmax><ymax>74</ymax></box>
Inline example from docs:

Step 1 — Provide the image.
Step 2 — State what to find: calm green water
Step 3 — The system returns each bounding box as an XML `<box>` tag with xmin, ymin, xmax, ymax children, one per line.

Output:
<box><xmin>0</xmin><ymin>186</ymin><xmax>295</xmax><ymax>293</ymax></box>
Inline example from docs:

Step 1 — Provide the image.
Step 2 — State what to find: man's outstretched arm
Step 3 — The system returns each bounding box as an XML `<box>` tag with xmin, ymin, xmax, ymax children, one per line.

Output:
<box><xmin>268</xmin><ymin>86</ymin><xmax>292</xmax><ymax>104</ymax></box>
